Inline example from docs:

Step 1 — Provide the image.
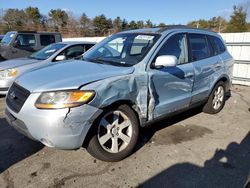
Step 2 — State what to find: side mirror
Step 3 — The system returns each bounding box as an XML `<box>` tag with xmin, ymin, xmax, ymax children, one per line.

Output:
<box><xmin>55</xmin><ymin>55</ymin><xmax>66</xmax><ymax>61</ymax></box>
<box><xmin>154</xmin><ymin>55</ymin><xmax>177</xmax><ymax>68</ymax></box>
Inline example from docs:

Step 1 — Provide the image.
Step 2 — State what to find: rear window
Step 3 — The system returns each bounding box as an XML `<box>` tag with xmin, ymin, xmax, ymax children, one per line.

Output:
<box><xmin>189</xmin><ymin>34</ymin><xmax>210</xmax><ymax>61</ymax></box>
<box><xmin>208</xmin><ymin>35</ymin><xmax>226</xmax><ymax>55</ymax></box>
<box><xmin>40</xmin><ymin>35</ymin><xmax>56</xmax><ymax>46</ymax></box>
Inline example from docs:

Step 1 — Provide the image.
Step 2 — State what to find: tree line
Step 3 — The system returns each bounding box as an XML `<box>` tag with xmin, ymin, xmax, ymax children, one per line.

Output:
<box><xmin>0</xmin><ymin>3</ymin><xmax>249</xmax><ymax>37</ymax></box>
<box><xmin>0</xmin><ymin>7</ymin><xmax>162</xmax><ymax>37</ymax></box>
<box><xmin>187</xmin><ymin>5</ymin><xmax>249</xmax><ymax>33</ymax></box>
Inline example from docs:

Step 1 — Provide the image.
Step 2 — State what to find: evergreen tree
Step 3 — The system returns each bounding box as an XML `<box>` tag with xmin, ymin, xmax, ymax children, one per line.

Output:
<box><xmin>136</xmin><ymin>20</ymin><xmax>144</xmax><ymax>28</ymax></box>
<box><xmin>113</xmin><ymin>16</ymin><xmax>122</xmax><ymax>32</ymax></box>
<box><xmin>25</xmin><ymin>7</ymin><xmax>41</xmax><ymax>25</ymax></box>
<box><xmin>48</xmin><ymin>9</ymin><xmax>69</xmax><ymax>30</ymax></box>
<box><xmin>129</xmin><ymin>20</ymin><xmax>138</xmax><ymax>29</ymax></box>
<box><xmin>121</xmin><ymin>19</ymin><xmax>128</xmax><ymax>30</ymax></box>
<box><xmin>145</xmin><ymin>19</ymin><xmax>153</xmax><ymax>28</ymax></box>
<box><xmin>80</xmin><ymin>13</ymin><xmax>91</xmax><ymax>28</ymax></box>
<box><xmin>227</xmin><ymin>5</ymin><xmax>247</xmax><ymax>32</ymax></box>
<box><xmin>93</xmin><ymin>14</ymin><xmax>113</xmax><ymax>36</ymax></box>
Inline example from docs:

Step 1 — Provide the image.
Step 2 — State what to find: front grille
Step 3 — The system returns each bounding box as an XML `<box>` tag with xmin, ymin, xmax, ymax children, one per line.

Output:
<box><xmin>6</xmin><ymin>83</ymin><xmax>30</xmax><ymax>113</ymax></box>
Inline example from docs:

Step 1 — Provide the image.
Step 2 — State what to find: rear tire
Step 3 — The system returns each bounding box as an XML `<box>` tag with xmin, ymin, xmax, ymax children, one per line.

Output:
<box><xmin>86</xmin><ymin>104</ymin><xmax>139</xmax><ymax>162</ymax></box>
<box><xmin>203</xmin><ymin>81</ymin><xmax>226</xmax><ymax>114</ymax></box>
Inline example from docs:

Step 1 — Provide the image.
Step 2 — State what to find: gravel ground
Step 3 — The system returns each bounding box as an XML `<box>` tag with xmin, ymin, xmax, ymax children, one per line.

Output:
<box><xmin>0</xmin><ymin>85</ymin><xmax>249</xmax><ymax>188</ymax></box>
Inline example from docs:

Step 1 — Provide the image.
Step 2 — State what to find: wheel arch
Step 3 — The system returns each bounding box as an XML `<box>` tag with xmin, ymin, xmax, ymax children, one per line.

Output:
<box><xmin>82</xmin><ymin>100</ymin><xmax>141</xmax><ymax>148</ymax></box>
<box><xmin>210</xmin><ymin>74</ymin><xmax>231</xmax><ymax>95</ymax></box>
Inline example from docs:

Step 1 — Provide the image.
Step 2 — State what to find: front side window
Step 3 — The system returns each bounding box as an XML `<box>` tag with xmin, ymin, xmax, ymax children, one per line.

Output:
<box><xmin>40</xmin><ymin>35</ymin><xmax>56</xmax><ymax>46</ymax></box>
<box><xmin>15</xmin><ymin>34</ymin><xmax>36</xmax><ymax>47</ymax></box>
<box><xmin>156</xmin><ymin>33</ymin><xmax>188</xmax><ymax>64</ymax></box>
<box><xmin>59</xmin><ymin>45</ymin><xmax>86</xmax><ymax>60</ymax></box>
<box><xmin>0</xmin><ymin>31</ymin><xmax>16</xmax><ymax>45</ymax></box>
<box><xmin>29</xmin><ymin>43</ymin><xmax>66</xmax><ymax>60</ymax></box>
<box><xmin>83</xmin><ymin>33</ymin><xmax>160</xmax><ymax>66</ymax></box>
<box><xmin>189</xmin><ymin>34</ymin><xmax>210</xmax><ymax>61</ymax></box>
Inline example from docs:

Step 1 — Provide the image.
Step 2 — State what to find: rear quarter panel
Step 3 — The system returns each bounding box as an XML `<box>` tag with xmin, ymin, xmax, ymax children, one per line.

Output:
<box><xmin>220</xmin><ymin>51</ymin><xmax>234</xmax><ymax>90</ymax></box>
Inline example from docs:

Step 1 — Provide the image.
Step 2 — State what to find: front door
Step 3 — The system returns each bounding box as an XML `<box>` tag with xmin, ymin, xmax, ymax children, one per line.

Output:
<box><xmin>148</xmin><ymin>33</ymin><xmax>195</xmax><ymax>119</ymax></box>
<box><xmin>11</xmin><ymin>34</ymin><xmax>36</xmax><ymax>59</ymax></box>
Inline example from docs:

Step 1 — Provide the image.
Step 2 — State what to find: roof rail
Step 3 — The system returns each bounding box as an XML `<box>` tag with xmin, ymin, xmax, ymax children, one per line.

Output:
<box><xmin>156</xmin><ymin>25</ymin><xmax>191</xmax><ymax>32</ymax></box>
<box><xmin>17</xmin><ymin>31</ymin><xmax>37</xmax><ymax>33</ymax></box>
<box><xmin>15</xmin><ymin>31</ymin><xmax>61</xmax><ymax>34</ymax></box>
<box><xmin>156</xmin><ymin>25</ymin><xmax>216</xmax><ymax>33</ymax></box>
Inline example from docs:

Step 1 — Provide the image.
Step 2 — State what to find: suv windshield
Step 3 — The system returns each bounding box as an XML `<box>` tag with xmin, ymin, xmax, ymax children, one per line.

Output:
<box><xmin>0</xmin><ymin>31</ymin><xmax>16</xmax><ymax>45</ymax></box>
<box><xmin>29</xmin><ymin>43</ymin><xmax>66</xmax><ymax>60</ymax></box>
<box><xmin>83</xmin><ymin>33</ymin><xmax>160</xmax><ymax>66</ymax></box>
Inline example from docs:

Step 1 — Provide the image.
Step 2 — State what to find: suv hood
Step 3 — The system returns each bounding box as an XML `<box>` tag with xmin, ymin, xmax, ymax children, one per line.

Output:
<box><xmin>16</xmin><ymin>60</ymin><xmax>134</xmax><ymax>92</ymax></box>
<box><xmin>0</xmin><ymin>57</ymin><xmax>40</xmax><ymax>70</ymax></box>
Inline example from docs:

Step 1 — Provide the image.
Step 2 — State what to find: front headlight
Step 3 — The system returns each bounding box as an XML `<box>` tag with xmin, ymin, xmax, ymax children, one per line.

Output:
<box><xmin>35</xmin><ymin>90</ymin><xmax>95</xmax><ymax>109</ymax></box>
<box><xmin>0</xmin><ymin>69</ymin><xmax>18</xmax><ymax>78</ymax></box>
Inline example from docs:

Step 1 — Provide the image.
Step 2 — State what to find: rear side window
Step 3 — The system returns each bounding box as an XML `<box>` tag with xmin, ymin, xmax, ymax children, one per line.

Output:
<box><xmin>15</xmin><ymin>34</ymin><xmax>36</xmax><ymax>47</ymax></box>
<box><xmin>40</xmin><ymin>35</ymin><xmax>56</xmax><ymax>46</ymax></box>
<box><xmin>208</xmin><ymin>35</ymin><xmax>226</xmax><ymax>55</ymax></box>
<box><xmin>189</xmin><ymin>34</ymin><xmax>210</xmax><ymax>61</ymax></box>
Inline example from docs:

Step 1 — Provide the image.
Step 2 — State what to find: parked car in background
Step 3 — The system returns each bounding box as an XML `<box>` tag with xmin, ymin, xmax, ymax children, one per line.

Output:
<box><xmin>0</xmin><ymin>31</ymin><xmax>62</xmax><ymax>61</ymax></box>
<box><xmin>5</xmin><ymin>26</ymin><xmax>233</xmax><ymax>162</ymax></box>
<box><xmin>0</xmin><ymin>41</ymin><xmax>95</xmax><ymax>94</ymax></box>
<box><xmin>0</xmin><ymin>35</ymin><xmax>4</xmax><ymax>42</ymax></box>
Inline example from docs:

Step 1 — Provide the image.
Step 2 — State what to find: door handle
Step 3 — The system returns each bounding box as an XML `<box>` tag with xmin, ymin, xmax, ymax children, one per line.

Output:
<box><xmin>184</xmin><ymin>73</ymin><xmax>194</xmax><ymax>78</ymax></box>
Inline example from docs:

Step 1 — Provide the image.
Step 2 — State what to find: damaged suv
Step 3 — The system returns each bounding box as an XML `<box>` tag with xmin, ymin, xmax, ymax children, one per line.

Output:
<box><xmin>5</xmin><ymin>26</ymin><xmax>233</xmax><ymax>161</ymax></box>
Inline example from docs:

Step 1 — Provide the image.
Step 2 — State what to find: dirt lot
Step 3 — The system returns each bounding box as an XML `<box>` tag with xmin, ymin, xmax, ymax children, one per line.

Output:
<box><xmin>0</xmin><ymin>85</ymin><xmax>249</xmax><ymax>188</ymax></box>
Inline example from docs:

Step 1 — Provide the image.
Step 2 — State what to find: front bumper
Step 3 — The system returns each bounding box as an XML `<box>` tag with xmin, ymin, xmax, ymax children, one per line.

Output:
<box><xmin>5</xmin><ymin>93</ymin><xmax>102</xmax><ymax>149</ymax></box>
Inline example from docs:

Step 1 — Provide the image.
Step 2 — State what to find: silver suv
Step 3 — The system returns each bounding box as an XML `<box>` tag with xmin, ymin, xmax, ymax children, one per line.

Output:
<box><xmin>5</xmin><ymin>26</ymin><xmax>234</xmax><ymax>161</ymax></box>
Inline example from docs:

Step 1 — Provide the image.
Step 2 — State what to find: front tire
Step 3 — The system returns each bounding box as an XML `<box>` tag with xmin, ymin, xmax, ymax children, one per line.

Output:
<box><xmin>86</xmin><ymin>104</ymin><xmax>139</xmax><ymax>162</ymax></box>
<box><xmin>203</xmin><ymin>81</ymin><xmax>226</xmax><ymax>114</ymax></box>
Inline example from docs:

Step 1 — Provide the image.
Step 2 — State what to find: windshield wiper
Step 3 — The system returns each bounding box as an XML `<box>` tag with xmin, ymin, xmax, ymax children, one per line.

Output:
<box><xmin>95</xmin><ymin>58</ymin><xmax>131</xmax><ymax>67</ymax></box>
<box><xmin>83</xmin><ymin>57</ymin><xmax>130</xmax><ymax>67</ymax></box>
<box><xmin>28</xmin><ymin>56</ymin><xmax>44</xmax><ymax>60</ymax></box>
<box><xmin>84</xmin><ymin>58</ymin><xmax>106</xmax><ymax>64</ymax></box>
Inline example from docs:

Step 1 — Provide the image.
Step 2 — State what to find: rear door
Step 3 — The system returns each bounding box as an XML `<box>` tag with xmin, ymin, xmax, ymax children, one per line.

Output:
<box><xmin>148</xmin><ymin>33</ymin><xmax>195</xmax><ymax>118</ymax></box>
<box><xmin>189</xmin><ymin>33</ymin><xmax>223</xmax><ymax>104</ymax></box>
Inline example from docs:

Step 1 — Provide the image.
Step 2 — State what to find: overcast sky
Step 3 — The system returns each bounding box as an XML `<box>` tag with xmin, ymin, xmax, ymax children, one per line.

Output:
<box><xmin>0</xmin><ymin>0</ymin><xmax>247</xmax><ymax>24</ymax></box>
